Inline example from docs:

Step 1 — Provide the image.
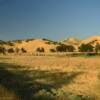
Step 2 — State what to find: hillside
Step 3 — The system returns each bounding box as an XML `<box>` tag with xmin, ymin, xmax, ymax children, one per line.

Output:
<box><xmin>61</xmin><ymin>36</ymin><xmax>100</xmax><ymax>46</ymax></box>
<box><xmin>62</xmin><ymin>37</ymin><xmax>80</xmax><ymax>45</ymax></box>
<box><xmin>0</xmin><ymin>38</ymin><xmax>60</xmax><ymax>54</ymax></box>
<box><xmin>61</xmin><ymin>36</ymin><xmax>100</xmax><ymax>50</ymax></box>
<box><xmin>81</xmin><ymin>36</ymin><xmax>100</xmax><ymax>46</ymax></box>
<box><xmin>61</xmin><ymin>37</ymin><xmax>81</xmax><ymax>51</ymax></box>
<box><xmin>0</xmin><ymin>36</ymin><xmax>100</xmax><ymax>54</ymax></box>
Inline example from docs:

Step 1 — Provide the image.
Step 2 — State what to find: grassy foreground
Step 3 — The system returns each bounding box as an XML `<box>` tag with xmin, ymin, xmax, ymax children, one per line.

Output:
<box><xmin>0</xmin><ymin>55</ymin><xmax>100</xmax><ymax>100</ymax></box>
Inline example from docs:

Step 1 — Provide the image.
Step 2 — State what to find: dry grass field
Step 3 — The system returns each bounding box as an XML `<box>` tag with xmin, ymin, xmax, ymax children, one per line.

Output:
<box><xmin>0</xmin><ymin>55</ymin><xmax>100</xmax><ymax>100</ymax></box>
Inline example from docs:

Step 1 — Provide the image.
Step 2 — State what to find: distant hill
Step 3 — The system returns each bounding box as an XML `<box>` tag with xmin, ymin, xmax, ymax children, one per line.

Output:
<box><xmin>62</xmin><ymin>37</ymin><xmax>80</xmax><ymax>45</ymax></box>
<box><xmin>0</xmin><ymin>36</ymin><xmax>100</xmax><ymax>54</ymax></box>
<box><xmin>61</xmin><ymin>37</ymin><xmax>81</xmax><ymax>51</ymax></box>
<box><xmin>81</xmin><ymin>36</ymin><xmax>100</xmax><ymax>46</ymax></box>
<box><xmin>0</xmin><ymin>38</ymin><xmax>61</xmax><ymax>54</ymax></box>
<box><xmin>13</xmin><ymin>38</ymin><xmax>60</xmax><ymax>54</ymax></box>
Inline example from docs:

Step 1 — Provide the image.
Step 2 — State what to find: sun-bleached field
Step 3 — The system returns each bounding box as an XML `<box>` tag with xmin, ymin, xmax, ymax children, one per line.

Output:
<box><xmin>0</xmin><ymin>55</ymin><xmax>100</xmax><ymax>100</ymax></box>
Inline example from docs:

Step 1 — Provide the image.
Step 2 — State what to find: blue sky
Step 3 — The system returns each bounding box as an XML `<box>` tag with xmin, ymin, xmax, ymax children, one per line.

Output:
<box><xmin>0</xmin><ymin>0</ymin><xmax>100</xmax><ymax>41</ymax></box>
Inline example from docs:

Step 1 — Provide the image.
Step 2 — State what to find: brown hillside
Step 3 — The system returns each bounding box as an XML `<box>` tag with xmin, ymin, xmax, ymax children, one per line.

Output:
<box><xmin>81</xmin><ymin>36</ymin><xmax>100</xmax><ymax>46</ymax></box>
<box><xmin>0</xmin><ymin>39</ymin><xmax>60</xmax><ymax>54</ymax></box>
<box><xmin>1</xmin><ymin>36</ymin><xmax>100</xmax><ymax>54</ymax></box>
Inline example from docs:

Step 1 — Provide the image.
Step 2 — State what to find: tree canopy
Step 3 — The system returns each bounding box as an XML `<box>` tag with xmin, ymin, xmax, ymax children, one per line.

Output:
<box><xmin>79</xmin><ymin>44</ymin><xmax>94</xmax><ymax>52</ymax></box>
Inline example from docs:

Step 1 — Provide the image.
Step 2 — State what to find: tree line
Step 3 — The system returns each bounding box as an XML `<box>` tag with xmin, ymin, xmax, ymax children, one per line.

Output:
<box><xmin>35</xmin><ymin>43</ymin><xmax>100</xmax><ymax>53</ymax></box>
<box><xmin>0</xmin><ymin>43</ymin><xmax>100</xmax><ymax>55</ymax></box>
<box><xmin>0</xmin><ymin>47</ymin><xmax>27</xmax><ymax>55</ymax></box>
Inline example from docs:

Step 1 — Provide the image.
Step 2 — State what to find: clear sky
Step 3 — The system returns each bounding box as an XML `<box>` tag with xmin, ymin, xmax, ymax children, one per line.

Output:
<box><xmin>0</xmin><ymin>0</ymin><xmax>100</xmax><ymax>41</ymax></box>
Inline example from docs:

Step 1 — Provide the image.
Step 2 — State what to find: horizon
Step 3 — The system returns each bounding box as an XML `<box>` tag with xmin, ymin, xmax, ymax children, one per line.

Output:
<box><xmin>0</xmin><ymin>0</ymin><xmax>100</xmax><ymax>41</ymax></box>
<box><xmin>1</xmin><ymin>35</ymin><xmax>100</xmax><ymax>42</ymax></box>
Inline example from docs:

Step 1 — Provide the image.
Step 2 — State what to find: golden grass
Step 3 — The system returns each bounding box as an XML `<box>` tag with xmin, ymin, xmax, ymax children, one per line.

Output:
<box><xmin>0</xmin><ymin>55</ymin><xmax>100</xmax><ymax>100</ymax></box>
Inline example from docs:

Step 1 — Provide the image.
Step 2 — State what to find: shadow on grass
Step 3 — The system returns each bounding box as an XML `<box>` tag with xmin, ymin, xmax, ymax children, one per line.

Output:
<box><xmin>0</xmin><ymin>57</ymin><xmax>10</xmax><ymax>60</ymax></box>
<box><xmin>0</xmin><ymin>63</ymin><xmax>82</xmax><ymax>100</ymax></box>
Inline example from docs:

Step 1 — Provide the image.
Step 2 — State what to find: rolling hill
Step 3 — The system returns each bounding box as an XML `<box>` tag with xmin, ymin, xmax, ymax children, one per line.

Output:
<box><xmin>0</xmin><ymin>36</ymin><xmax>100</xmax><ymax>54</ymax></box>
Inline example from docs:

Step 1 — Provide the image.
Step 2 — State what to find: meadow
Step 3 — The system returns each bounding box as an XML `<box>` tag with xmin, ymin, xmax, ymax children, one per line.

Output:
<box><xmin>0</xmin><ymin>55</ymin><xmax>100</xmax><ymax>100</ymax></box>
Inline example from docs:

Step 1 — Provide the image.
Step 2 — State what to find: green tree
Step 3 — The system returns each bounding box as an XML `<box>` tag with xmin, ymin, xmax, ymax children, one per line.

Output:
<box><xmin>56</xmin><ymin>44</ymin><xmax>75</xmax><ymax>52</ymax></box>
<box><xmin>56</xmin><ymin>44</ymin><xmax>67</xmax><ymax>52</ymax></box>
<box><xmin>95</xmin><ymin>43</ymin><xmax>100</xmax><ymax>53</ymax></box>
<box><xmin>66</xmin><ymin>45</ymin><xmax>75</xmax><ymax>52</ymax></box>
<box><xmin>79</xmin><ymin>44</ymin><xmax>94</xmax><ymax>52</ymax></box>
<box><xmin>8</xmin><ymin>48</ymin><xmax>14</xmax><ymax>53</ymax></box>
<box><xmin>0</xmin><ymin>47</ymin><xmax>6</xmax><ymax>55</ymax></box>
<box><xmin>36</xmin><ymin>47</ymin><xmax>45</xmax><ymax>52</ymax></box>
<box><xmin>21</xmin><ymin>48</ymin><xmax>27</xmax><ymax>53</ymax></box>
<box><xmin>50</xmin><ymin>49</ymin><xmax>56</xmax><ymax>52</ymax></box>
<box><xmin>15</xmin><ymin>48</ymin><xmax>20</xmax><ymax>54</ymax></box>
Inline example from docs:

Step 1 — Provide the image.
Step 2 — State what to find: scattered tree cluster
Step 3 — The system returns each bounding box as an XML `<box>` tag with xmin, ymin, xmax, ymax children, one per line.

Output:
<box><xmin>21</xmin><ymin>48</ymin><xmax>27</xmax><ymax>53</ymax></box>
<box><xmin>0</xmin><ymin>47</ymin><xmax>27</xmax><ymax>55</ymax></box>
<box><xmin>50</xmin><ymin>49</ymin><xmax>56</xmax><ymax>52</ymax></box>
<box><xmin>78</xmin><ymin>44</ymin><xmax>94</xmax><ymax>52</ymax></box>
<box><xmin>0</xmin><ymin>47</ymin><xmax>6</xmax><ymax>55</ymax></box>
<box><xmin>56</xmin><ymin>44</ymin><xmax>75</xmax><ymax>52</ymax></box>
<box><xmin>95</xmin><ymin>43</ymin><xmax>100</xmax><ymax>53</ymax></box>
<box><xmin>36</xmin><ymin>47</ymin><xmax>45</xmax><ymax>52</ymax></box>
<box><xmin>1</xmin><ymin>41</ymin><xmax>100</xmax><ymax>55</ymax></box>
<box><xmin>7</xmin><ymin>42</ymin><xmax>15</xmax><ymax>46</ymax></box>
<box><xmin>25</xmin><ymin>39</ymin><xmax>35</xmax><ymax>42</ymax></box>
<box><xmin>8</xmin><ymin>48</ymin><xmax>15</xmax><ymax>53</ymax></box>
<box><xmin>78</xmin><ymin>43</ymin><xmax>100</xmax><ymax>54</ymax></box>
<box><xmin>66</xmin><ymin>45</ymin><xmax>75</xmax><ymax>52</ymax></box>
